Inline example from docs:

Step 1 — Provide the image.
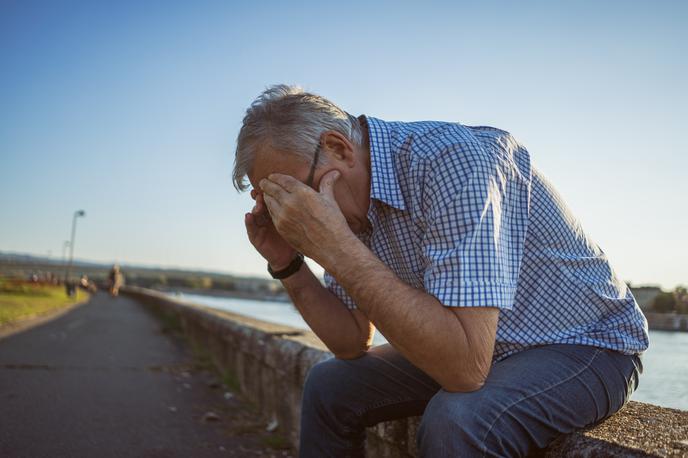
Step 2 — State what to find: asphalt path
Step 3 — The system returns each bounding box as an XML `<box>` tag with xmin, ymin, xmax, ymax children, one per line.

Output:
<box><xmin>0</xmin><ymin>291</ymin><xmax>290</xmax><ymax>458</ymax></box>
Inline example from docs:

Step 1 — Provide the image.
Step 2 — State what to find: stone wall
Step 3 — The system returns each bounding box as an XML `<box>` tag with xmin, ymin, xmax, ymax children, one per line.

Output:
<box><xmin>123</xmin><ymin>287</ymin><xmax>688</xmax><ymax>457</ymax></box>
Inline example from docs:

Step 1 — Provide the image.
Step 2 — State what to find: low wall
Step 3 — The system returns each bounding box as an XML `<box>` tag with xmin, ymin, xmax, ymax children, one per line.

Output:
<box><xmin>123</xmin><ymin>287</ymin><xmax>688</xmax><ymax>457</ymax></box>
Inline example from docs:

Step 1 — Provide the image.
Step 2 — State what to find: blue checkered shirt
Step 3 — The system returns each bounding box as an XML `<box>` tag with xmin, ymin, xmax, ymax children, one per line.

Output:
<box><xmin>324</xmin><ymin>116</ymin><xmax>649</xmax><ymax>363</ymax></box>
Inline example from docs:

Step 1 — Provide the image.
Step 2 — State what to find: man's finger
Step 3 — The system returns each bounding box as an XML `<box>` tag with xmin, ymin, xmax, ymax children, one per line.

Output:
<box><xmin>244</xmin><ymin>213</ymin><xmax>257</xmax><ymax>240</ymax></box>
<box><xmin>318</xmin><ymin>169</ymin><xmax>341</xmax><ymax>198</ymax></box>
<box><xmin>259</xmin><ymin>178</ymin><xmax>287</xmax><ymax>200</ymax></box>
<box><xmin>252</xmin><ymin>193</ymin><xmax>264</xmax><ymax>214</ymax></box>
<box><xmin>263</xmin><ymin>193</ymin><xmax>282</xmax><ymax>219</ymax></box>
<box><xmin>268</xmin><ymin>173</ymin><xmax>305</xmax><ymax>193</ymax></box>
<box><xmin>254</xmin><ymin>212</ymin><xmax>271</xmax><ymax>226</ymax></box>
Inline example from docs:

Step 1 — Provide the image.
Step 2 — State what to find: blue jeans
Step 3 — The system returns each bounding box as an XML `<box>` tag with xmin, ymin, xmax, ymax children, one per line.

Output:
<box><xmin>298</xmin><ymin>343</ymin><xmax>643</xmax><ymax>457</ymax></box>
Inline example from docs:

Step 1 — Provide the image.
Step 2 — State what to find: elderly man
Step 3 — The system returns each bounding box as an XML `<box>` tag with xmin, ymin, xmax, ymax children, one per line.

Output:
<box><xmin>233</xmin><ymin>85</ymin><xmax>648</xmax><ymax>457</ymax></box>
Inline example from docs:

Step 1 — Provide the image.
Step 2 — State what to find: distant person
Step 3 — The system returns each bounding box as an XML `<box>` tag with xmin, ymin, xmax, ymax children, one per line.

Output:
<box><xmin>108</xmin><ymin>264</ymin><xmax>124</xmax><ymax>297</ymax></box>
<box><xmin>79</xmin><ymin>274</ymin><xmax>97</xmax><ymax>293</ymax></box>
<box><xmin>233</xmin><ymin>85</ymin><xmax>649</xmax><ymax>456</ymax></box>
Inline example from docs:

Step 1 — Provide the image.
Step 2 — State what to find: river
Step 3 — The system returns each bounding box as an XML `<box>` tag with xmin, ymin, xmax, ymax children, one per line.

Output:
<box><xmin>173</xmin><ymin>292</ymin><xmax>688</xmax><ymax>411</ymax></box>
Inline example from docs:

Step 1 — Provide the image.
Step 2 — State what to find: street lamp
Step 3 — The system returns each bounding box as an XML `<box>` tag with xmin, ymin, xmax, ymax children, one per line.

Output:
<box><xmin>61</xmin><ymin>240</ymin><xmax>70</xmax><ymax>266</ymax></box>
<box><xmin>64</xmin><ymin>209</ymin><xmax>86</xmax><ymax>296</ymax></box>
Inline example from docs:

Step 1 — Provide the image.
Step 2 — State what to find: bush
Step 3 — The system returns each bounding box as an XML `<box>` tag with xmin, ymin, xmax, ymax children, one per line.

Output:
<box><xmin>652</xmin><ymin>292</ymin><xmax>677</xmax><ymax>313</ymax></box>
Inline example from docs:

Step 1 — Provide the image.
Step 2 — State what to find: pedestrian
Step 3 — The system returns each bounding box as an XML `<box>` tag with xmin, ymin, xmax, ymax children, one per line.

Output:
<box><xmin>108</xmin><ymin>264</ymin><xmax>123</xmax><ymax>297</ymax></box>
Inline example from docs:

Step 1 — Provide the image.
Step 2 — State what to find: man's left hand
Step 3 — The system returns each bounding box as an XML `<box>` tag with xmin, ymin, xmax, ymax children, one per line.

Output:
<box><xmin>258</xmin><ymin>170</ymin><xmax>353</xmax><ymax>269</ymax></box>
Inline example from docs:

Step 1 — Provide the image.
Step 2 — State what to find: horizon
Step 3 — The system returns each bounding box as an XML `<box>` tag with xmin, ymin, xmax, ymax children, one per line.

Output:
<box><xmin>1</xmin><ymin>1</ymin><xmax>686</xmax><ymax>290</ymax></box>
<box><xmin>0</xmin><ymin>249</ymin><xmax>674</xmax><ymax>292</ymax></box>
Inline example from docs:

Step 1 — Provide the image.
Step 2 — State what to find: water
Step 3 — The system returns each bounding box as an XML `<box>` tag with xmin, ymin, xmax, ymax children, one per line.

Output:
<box><xmin>175</xmin><ymin>292</ymin><xmax>688</xmax><ymax>411</ymax></box>
<box><xmin>632</xmin><ymin>330</ymin><xmax>688</xmax><ymax>410</ymax></box>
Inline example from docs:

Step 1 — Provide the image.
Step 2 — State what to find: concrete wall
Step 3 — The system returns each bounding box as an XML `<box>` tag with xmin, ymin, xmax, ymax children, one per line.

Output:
<box><xmin>123</xmin><ymin>287</ymin><xmax>688</xmax><ymax>457</ymax></box>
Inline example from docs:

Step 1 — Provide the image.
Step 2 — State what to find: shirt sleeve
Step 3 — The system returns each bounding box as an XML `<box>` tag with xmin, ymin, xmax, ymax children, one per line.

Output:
<box><xmin>421</xmin><ymin>140</ymin><xmax>531</xmax><ymax>310</ymax></box>
<box><xmin>323</xmin><ymin>270</ymin><xmax>358</xmax><ymax>310</ymax></box>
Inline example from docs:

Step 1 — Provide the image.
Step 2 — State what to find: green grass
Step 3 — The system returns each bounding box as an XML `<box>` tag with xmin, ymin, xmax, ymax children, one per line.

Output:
<box><xmin>0</xmin><ymin>278</ymin><xmax>89</xmax><ymax>325</ymax></box>
<box><xmin>260</xmin><ymin>434</ymin><xmax>291</xmax><ymax>450</ymax></box>
<box><xmin>158</xmin><ymin>310</ymin><xmax>183</xmax><ymax>336</ymax></box>
<box><xmin>221</xmin><ymin>368</ymin><xmax>242</xmax><ymax>393</ymax></box>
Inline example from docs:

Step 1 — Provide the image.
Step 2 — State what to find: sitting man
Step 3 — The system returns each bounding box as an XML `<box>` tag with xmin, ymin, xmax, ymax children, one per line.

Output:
<box><xmin>232</xmin><ymin>84</ymin><xmax>648</xmax><ymax>457</ymax></box>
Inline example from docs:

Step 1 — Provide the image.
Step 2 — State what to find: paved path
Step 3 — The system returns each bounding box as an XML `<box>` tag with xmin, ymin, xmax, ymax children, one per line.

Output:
<box><xmin>0</xmin><ymin>292</ymin><xmax>293</xmax><ymax>457</ymax></box>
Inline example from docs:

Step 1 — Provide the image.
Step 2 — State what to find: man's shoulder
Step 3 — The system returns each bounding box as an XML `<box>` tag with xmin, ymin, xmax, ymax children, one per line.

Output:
<box><xmin>368</xmin><ymin>116</ymin><xmax>532</xmax><ymax>193</ymax></box>
<box><xmin>377</xmin><ymin>118</ymin><xmax>478</xmax><ymax>148</ymax></box>
<box><xmin>376</xmin><ymin>117</ymin><xmax>523</xmax><ymax>162</ymax></box>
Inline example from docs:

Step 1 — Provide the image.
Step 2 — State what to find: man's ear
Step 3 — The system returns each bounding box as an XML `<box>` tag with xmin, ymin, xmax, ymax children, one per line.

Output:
<box><xmin>322</xmin><ymin>131</ymin><xmax>355</xmax><ymax>167</ymax></box>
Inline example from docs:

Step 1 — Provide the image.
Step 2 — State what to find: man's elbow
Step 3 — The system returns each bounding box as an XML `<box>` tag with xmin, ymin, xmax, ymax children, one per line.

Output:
<box><xmin>439</xmin><ymin>366</ymin><xmax>489</xmax><ymax>393</ymax></box>
<box><xmin>333</xmin><ymin>346</ymin><xmax>370</xmax><ymax>360</ymax></box>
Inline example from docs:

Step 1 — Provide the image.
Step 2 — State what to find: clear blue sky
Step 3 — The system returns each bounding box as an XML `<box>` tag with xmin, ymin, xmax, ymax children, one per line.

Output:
<box><xmin>1</xmin><ymin>1</ymin><xmax>686</xmax><ymax>289</ymax></box>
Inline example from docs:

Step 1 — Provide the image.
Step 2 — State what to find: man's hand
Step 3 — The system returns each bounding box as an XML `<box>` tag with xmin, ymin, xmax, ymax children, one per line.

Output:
<box><xmin>244</xmin><ymin>188</ymin><xmax>298</xmax><ymax>271</ymax></box>
<box><xmin>258</xmin><ymin>170</ymin><xmax>354</xmax><ymax>270</ymax></box>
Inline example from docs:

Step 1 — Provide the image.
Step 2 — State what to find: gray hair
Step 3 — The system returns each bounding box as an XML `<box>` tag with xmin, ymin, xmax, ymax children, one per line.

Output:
<box><xmin>232</xmin><ymin>84</ymin><xmax>363</xmax><ymax>192</ymax></box>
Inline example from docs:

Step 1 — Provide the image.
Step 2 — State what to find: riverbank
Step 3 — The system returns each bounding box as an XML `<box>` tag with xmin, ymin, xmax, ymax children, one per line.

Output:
<box><xmin>163</xmin><ymin>287</ymin><xmax>688</xmax><ymax>333</ymax></box>
<box><xmin>171</xmin><ymin>290</ymin><xmax>688</xmax><ymax>411</ymax></box>
<box><xmin>157</xmin><ymin>286</ymin><xmax>290</xmax><ymax>303</ymax></box>
<box><xmin>645</xmin><ymin>311</ymin><xmax>688</xmax><ymax>332</ymax></box>
<box><xmin>123</xmin><ymin>286</ymin><xmax>688</xmax><ymax>457</ymax></box>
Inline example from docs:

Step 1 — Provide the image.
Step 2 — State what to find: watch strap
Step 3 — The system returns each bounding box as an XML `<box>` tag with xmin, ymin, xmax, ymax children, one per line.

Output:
<box><xmin>268</xmin><ymin>253</ymin><xmax>304</xmax><ymax>279</ymax></box>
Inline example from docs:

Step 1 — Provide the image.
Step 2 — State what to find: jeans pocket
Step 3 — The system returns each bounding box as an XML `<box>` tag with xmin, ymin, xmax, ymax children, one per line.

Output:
<box><xmin>599</xmin><ymin>349</ymin><xmax>638</xmax><ymax>415</ymax></box>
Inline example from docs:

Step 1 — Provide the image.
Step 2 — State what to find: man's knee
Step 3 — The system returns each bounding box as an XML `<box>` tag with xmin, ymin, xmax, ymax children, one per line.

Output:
<box><xmin>302</xmin><ymin>358</ymin><xmax>353</xmax><ymax>411</ymax></box>
<box><xmin>417</xmin><ymin>390</ymin><xmax>492</xmax><ymax>456</ymax></box>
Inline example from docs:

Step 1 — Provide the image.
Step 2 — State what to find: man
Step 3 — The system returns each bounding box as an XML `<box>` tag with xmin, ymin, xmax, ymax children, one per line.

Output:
<box><xmin>233</xmin><ymin>85</ymin><xmax>648</xmax><ymax>457</ymax></box>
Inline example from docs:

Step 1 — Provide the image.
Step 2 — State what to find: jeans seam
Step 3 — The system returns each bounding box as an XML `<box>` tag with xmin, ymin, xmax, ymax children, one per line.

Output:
<box><xmin>479</xmin><ymin>347</ymin><xmax>604</xmax><ymax>457</ymax></box>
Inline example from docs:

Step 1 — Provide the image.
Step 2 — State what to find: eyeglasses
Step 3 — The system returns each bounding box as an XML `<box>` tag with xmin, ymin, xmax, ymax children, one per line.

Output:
<box><xmin>304</xmin><ymin>142</ymin><xmax>321</xmax><ymax>189</ymax></box>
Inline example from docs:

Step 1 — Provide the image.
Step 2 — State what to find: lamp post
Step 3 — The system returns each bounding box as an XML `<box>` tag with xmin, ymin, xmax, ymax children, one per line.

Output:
<box><xmin>61</xmin><ymin>240</ymin><xmax>70</xmax><ymax>266</ymax></box>
<box><xmin>64</xmin><ymin>210</ymin><xmax>86</xmax><ymax>296</ymax></box>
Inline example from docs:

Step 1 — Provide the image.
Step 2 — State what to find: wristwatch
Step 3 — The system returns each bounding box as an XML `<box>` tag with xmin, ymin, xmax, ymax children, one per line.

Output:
<box><xmin>268</xmin><ymin>252</ymin><xmax>304</xmax><ymax>279</ymax></box>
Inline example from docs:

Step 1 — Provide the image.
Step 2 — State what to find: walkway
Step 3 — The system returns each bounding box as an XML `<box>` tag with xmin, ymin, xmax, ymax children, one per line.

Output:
<box><xmin>0</xmin><ymin>291</ymin><xmax>294</xmax><ymax>457</ymax></box>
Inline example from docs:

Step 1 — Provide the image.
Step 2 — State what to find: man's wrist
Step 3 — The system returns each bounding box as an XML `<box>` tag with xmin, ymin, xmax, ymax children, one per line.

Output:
<box><xmin>268</xmin><ymin>252</ymin><xmax>304</xmax><ymax>279</ymax></box>
<box><xmin>268</xmin><ymin>251</ymin><xmax>299</xmax><ymax>272</ymax></box>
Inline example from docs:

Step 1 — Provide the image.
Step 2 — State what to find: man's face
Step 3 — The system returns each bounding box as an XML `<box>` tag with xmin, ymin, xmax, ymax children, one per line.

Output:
<box><xmin>247</xmin><ymin>148</ymin><xmax>368</xmax><ymax>234</ymax></box>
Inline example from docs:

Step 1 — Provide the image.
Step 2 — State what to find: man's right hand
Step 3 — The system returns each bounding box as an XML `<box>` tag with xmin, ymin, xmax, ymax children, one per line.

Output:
<box><xmin>244</xmin><ymin>188</ymin><xmax>298</xmax><ymax>271</ymax></box>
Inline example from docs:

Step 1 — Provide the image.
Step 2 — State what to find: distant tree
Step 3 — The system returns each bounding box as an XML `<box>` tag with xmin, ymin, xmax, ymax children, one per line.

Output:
<box><xmin>199</xmin><ymin>276</ymin><xmax>213</xmax><ymax>289</ymax></box>
<box><xmin>213</xmin><ymin>279</ymin><xmax>236</xmax><ymax>291</ymax></box>
<box><xmin>652</xmin><ymin>292</ymin><xmax>677</xmax><ymax>313</ymax></box>
<box><xmin>675</xmin><ymin>286</ymin><xmax>688</xmax><ymax>314</ymax></box>
<box><xmin>183</xmin><ymin>276</ymin><xmax>213</xmax><ymax>290</ymax></box>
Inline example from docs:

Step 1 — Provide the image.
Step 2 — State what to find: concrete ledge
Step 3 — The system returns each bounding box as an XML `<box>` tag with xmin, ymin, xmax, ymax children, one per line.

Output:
<box><xmin>123</xmin><ymin>286</ymin><xmax>688</xmax><ymax>457</ymax></box>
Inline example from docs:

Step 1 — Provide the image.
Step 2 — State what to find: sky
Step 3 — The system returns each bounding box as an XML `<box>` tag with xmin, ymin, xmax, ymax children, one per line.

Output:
<box><xmin>1</xmin><ymin>1</ymin><xmax>686</xmax><ymax>289</ymax></box>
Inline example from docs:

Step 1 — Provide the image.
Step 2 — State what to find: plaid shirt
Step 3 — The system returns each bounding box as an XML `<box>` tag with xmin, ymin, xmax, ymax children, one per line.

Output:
<box><xmin>324</xmin><ymin>115</ymin><xmax>649</xmax><ymax>363</ymax></box>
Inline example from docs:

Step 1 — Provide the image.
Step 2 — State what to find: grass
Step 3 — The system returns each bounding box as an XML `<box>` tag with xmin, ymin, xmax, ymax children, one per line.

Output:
<box><xmin>0</xmin><ymin>277</ymin><xmax>89</xmax><ymax>325</ymax></box>
<box><xmin>221</xmin><ymin>367</ymin><xmax>242</xmax><ymax>393</ymax></box>
<box><xmin>260</xmin><ymin>434</ymin><xmax>291</xmax><ymax>450</ymax></box>
<box><xmin>158</xmin><ymin>310</ymin><xmax>183</xmax><ymax>336</ymax></box>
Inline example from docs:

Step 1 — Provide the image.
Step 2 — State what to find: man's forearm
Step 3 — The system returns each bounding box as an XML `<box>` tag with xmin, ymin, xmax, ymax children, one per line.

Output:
<box><xmin>324</xmin><ymin>235</ymin><xmax>481</xmax><ymax>391</ymax></box>
<box><xmin>279</xmin><ymin>261</ymin><xmax>367</xmax><ymax>358</ymax></box>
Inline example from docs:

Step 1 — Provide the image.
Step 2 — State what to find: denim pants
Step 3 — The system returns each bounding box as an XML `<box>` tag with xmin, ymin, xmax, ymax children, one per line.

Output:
<box><xmin>298</xmin><ymin>343</ymin><xmax>643</xmax><ymax>457</ymax></box>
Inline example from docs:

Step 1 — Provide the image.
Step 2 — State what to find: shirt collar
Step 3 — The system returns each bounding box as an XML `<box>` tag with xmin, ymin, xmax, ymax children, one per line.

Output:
<box><xmin>362</xmin><ymin>115</ymin><xmax>407</xmax><ymax>211</ymax></box>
